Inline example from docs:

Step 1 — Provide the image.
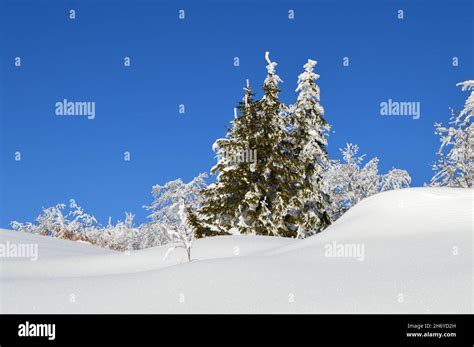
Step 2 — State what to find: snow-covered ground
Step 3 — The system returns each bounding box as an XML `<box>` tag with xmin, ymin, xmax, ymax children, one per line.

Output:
<box><xmin>1</xmin><ymin>188</ymin><xmax>472</xmax><ymax>313</ymax></box>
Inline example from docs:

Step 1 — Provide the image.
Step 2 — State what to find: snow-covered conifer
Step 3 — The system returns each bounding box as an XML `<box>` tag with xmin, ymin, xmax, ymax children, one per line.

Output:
<box><xmin>235</xmin><ymin>52</ymin><xmax>298</xmax><ymax>236</ymax></box>
<box><xmin>286</xmin><ymin>59</ymin><xmax>332</xmax><ymax>237</ymax></box>
<box><xmin>194</xmin><ymin>80</ymin><xmax>259</xmax><ymax>237</ymax></box>
<box><xmin>198</xmin><ymin>53</ymin><xmax>332</xmax><ymax>237</ymax></box>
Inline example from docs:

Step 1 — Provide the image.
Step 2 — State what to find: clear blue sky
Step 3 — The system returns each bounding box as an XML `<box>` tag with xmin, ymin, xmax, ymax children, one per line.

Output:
<box><xmin>1</xmin><ymin>0</ymin><xmax>472</xmax><ymax>228</ymax></box>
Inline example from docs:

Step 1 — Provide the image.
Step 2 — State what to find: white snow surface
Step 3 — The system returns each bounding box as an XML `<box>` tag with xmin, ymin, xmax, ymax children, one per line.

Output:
<box><xmin>1</xmin><ymin>188</ymin><xmax>472</xmax><ymax>313</ymax></box>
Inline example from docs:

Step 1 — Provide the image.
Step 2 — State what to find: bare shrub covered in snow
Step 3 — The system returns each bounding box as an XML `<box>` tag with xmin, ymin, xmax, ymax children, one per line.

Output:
<box><xmin>136</xmin><ymin>222</ymin><xmax>170</xmax><ymax>249</ymax></box>
<box><xmin>10</xmin><ymin>201</ymin><xmax>170</xmax><ymax>251</ymax></box>
<box><xmin>11</xmin><ymin>199</ymin><xmax>98</xmax><ymax>242</ymax></box>
<box><xmin>145</xmin><ymin>173</ymin><xmax>208</xmax><ymax>261</ymax></box>
<box><xmin>323</xmin><ymin>144</ymin><xmax>411</xmax><ymax>220</ymax></box>
<box><xmin>90</xmin><ymin>213</ymin><xmax>139</xmax><ymax>251</ymax></box>
<box><xmin>431</xmin><ymin>80</ymin><xmax>474</xmax><ymax>187</ymax></box>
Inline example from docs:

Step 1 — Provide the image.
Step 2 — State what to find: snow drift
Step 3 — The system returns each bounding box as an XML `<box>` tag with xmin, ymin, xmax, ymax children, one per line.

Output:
<box><xmin>0</xmin><ymin>188</ymin><xmax>472</xmax><ymax>313</ymax></box>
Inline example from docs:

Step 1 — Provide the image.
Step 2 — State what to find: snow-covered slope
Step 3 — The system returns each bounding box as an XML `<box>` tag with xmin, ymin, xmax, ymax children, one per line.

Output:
<box><xmin>1</xmin><ymin>188</ymin><xmax>472</xmax><ymax>313</ymax></box>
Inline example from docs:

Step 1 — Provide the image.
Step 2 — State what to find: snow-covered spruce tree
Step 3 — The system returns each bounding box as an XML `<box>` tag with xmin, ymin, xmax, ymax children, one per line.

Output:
<box><xmin>193</xmin><ymin>80</ymin><xmax>260</xmax><ymax>237</ymax></box>
<box><xmin>232</xmin><ymin>52</ymin><xmax>300</xmax><ymax>237</ymax></box>
<box><xmin>286</xmin><ymin>59</ymin><xmax>331</xmax><ymax>237</ymax></box>
<box><xmin>202</xmin><ymin>52</ymin><xmax>299</xmax><ymax>237</ymax></box>
<box><xmin>431</xmin><ymin>80</ymin><xmax>474</xmax><ymax>187</ymax></box>
<box><xmin>323</xmin><ymin>144</ymin><xmax>411</xmax><ymax>220</ymax></box>
<box><xmin>198</xmin><ymin>52</ymin><xmax>326</xmax><ymax>238</ymax></box>
<box><xmin>144</xmin><ymin>173</ymin><xmax>207</xmax><ymax>261</ymax></box>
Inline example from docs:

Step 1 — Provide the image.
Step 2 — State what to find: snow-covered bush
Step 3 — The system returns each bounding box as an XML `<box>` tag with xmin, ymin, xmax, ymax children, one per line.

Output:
<box><xmin>431</xmin><ymin>80</ymin><xmax>473</xmax><ymax>187</ymax></box>
<box><xmin>323</xmin><ymin>144</ymin><xmax>411</xmax><ymax>220</ymax></box>
<box><xmin>380</xmin><ymin>168</ymin><xmax>412</xmax><ymax>191</ymax></box>
<box><xmin>10</xmin><ymin>201</ymin><xmax>152</xmax><ymax>251</ymax></box>
<box><xmin>93</xmin><ymin>213</ymin><xmax>140</xmax><ymax>251</ymax></box>
<box><xmin>145</xmin><ymin>173</ymin><xmax>207</xmax><ymax>261</ymax></box>
<box><xmin>11</xmin><ymin>199</ymin><xmax>98</xmax><ymax>242</ymax></box>
<box><xmin>136</xmin><ymin>222</ymin><xmax>170</xmax><ymax>249</ymax></box>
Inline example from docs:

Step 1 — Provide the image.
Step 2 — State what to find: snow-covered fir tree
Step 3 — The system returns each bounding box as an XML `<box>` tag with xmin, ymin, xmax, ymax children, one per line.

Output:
<box><xmin>192</xmin><ymin>80</ymin><xmax>260</xmax><ymax>237</ymax></box>
<box><xmin>286</xmin><ymin>59</ymin><xmax>332</xmax><ymax>237</ymax></box>
<box><xmin>199</xmin><ymin>52</ymin><xmax>304</xmax><ymax>237</ymax></box>
<box><xmin>238</xmin><ymin>52</ymin><xmax>297</xmax><ymax>236</ymax></box>
<box><xmin>323</xmin><ymin>144</ymin><xmax>411</xmax><ymax>220</ymax></box>
<box><xmin>145</xmin><ymin>173</ymin><xmax>207</xmax><ymax>261</ymax></box>
<box><xmin>431</xmin><ymin>80</ymin><xmax>474</xmax><ymax>187</ymax></box>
